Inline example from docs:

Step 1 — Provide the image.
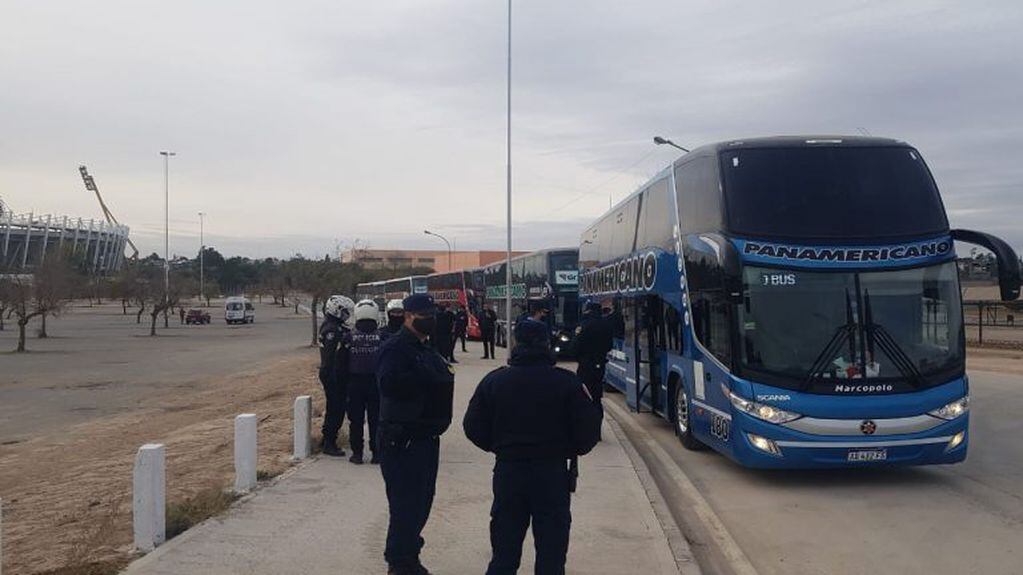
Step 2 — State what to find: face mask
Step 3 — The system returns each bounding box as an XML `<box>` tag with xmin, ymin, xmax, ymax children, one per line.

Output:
<box><xmin>388</xmin><ymin>315</ymin><xmax>404</xmax><ymax>329</ymax></box>
<box><xmin>412</xmin><ymin>316</ymin><xmax>436</xmax><ymax>335</ymax></box>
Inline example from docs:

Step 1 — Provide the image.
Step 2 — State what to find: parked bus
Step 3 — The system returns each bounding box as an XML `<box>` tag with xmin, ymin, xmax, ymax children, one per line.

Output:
<box><xmin>425</xmin><ymin>270</ymin><xmax>482</xmax><ymax>338</ymax></box>
<box><xmin>482</xmin><ymin>248</ymin><xmax>580</xmax><ymax>355</ymax></box>
<box><xmin>580</xmin><ymin>136</ymin><xmax>1020</xmax><ymax>468</ymax></box>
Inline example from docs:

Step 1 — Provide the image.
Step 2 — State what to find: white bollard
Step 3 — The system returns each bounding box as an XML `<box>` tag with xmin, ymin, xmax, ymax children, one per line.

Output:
<box><xmin>293</xmin><ymin>396</ymin><xmax>312</xmax><ymax>460</ymax></box>
<box><xmin>133</xmin><ymin>443</ymin><xmax>166</xmax><ymax>552</ymax></box>
<box><xmin>234</xmin><ymin>414</ymin><xmax>258</xmax><ymax>493</ymax></box>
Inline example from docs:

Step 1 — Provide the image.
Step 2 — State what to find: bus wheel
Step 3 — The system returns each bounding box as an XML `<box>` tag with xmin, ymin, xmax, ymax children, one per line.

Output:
<box><xmin>673</xmin><ymin>381</ymin><xmax>705</xmax><ymax>451</ymax></box>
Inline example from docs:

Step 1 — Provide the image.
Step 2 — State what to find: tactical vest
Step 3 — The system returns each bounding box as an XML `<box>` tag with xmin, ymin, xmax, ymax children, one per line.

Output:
<box><xmin>348</xmin><ymin>329</ymin><xmax>382</xmax><ymax>375</ymax></box>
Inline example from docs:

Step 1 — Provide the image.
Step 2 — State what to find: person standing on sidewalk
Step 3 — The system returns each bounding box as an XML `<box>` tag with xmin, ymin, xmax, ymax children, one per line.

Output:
<box><xmin>453</xmin><ymin>305</ymin><xmax>469</xmax><ymax>353</ymax></box>
<box><xmin>376</xmin><ymin>293</ymin><xmax>456</xmax><ymax>575</ymax></box>
<box><xmin>574</xmin><ymin>302</ymin><xmax>614</xmax><ymax>423</ymax></box>
<box><xmin>432</xmin><ymin>303</ymin><xmax>456</xmax><ymax>363</ymax></box>
<box><xmin>319</xmin><ymin>295</ymin><xmax>355</xmax><ymax>457</ymax></box>
<box><xmin>463</xmin><ymin>319</ymin><xmax>601</xmax><ymax>575</ymax></box>
<box><xmin>345</xmin><ymin>299</ymin><xmax>383</xmax><ymax>465</ymax></box>
<box><xmin>480</xmin><ymin>304</ymin><xmax>498</xmax><ymax>359</ymax></box>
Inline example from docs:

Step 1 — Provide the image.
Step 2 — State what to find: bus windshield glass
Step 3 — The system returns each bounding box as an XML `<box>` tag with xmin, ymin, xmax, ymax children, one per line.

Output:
<box><xmin>721</xmin><ymin>146</ymin><xmax>947</xmax><ymax>239</ymax></box>
<box><xmin>738</xmin><ymin>262</ymin><xmax>963</xmax><ymax>389</ymax></box>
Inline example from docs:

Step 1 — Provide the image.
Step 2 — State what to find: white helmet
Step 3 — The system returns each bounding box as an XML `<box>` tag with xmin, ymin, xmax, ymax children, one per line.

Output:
<box><xmin>354</xmin><ymin>299</ymin><xmax>379</xmax><ymax>323</ymax></box>
<box><xmin>324</xmin><ymin>295</ymin><xmax>355</xmax><ymax>322</ymax></box>
<box><xmin>386</xmin><ymin>299</ymin><xmax>405</xmax><ymax>314</ymax></box>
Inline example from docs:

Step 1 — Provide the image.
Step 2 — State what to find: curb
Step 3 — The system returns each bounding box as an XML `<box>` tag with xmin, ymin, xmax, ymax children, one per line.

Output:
<box><xmin>604</xmin><ymin>399</ymin><xmax>759</xmax><ymax>575</ymax></box>
<box><xmin>606</xmin><ymin>414</ymin><xmax>702</xmax><ymax>575</ymax></box>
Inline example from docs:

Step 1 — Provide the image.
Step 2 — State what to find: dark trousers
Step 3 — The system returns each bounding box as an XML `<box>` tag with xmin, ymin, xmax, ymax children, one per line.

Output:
<box><xmin>487</xmin><ymin>459</ymin><xmax>572</xmax><ymax>575</ymax></box>
<box><xmin>318</xmin><ymin>368</ymin><xmax>347</xmax><ymax>445</ymax></box>
<box><xmin>454</xmin><ymin>329</ymin><xmax>467</xmax><ymax>352</ymax></box>
<box><xmin>576</xmin><ymin>363</ymin><xmax>605</xmax><ymax>421</ymax></box>
<box><xmin>482</xmin><ymin>336</ymin><xmax>495</xmax><ymax>359</ymax></box>
<box><xmin>380</xmin><ymin>436</ymin><xmax>440</xmax><ymax>567</ymax></box>
<box><xmin>347</xmin><ymin>374</ymin><xmax>379</xmax><ymax>455</ymax></box>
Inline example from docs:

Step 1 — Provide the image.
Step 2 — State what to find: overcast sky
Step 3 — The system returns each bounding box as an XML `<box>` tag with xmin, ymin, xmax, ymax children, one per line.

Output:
<box><xmin>2</xmin><ymin>1</ymin><xmax>1022</xmax><ymax>260</ymax></box>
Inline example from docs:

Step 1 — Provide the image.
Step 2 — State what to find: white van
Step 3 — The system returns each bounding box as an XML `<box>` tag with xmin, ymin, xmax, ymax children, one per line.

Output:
<box><xmin>225</xmin><ymin>296</ymin><xmax>255</xmax><ymax>324</ymax></box>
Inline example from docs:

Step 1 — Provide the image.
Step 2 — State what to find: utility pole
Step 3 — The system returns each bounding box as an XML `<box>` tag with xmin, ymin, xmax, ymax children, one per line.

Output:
<box><xmin>505</xmin><ymin>0</ymin><xmax>513</xmax><ymax>349</ymax></box>
<box><xmin>160</xmin><ymin>151</ymin><xmax>176</xmax><ymax>327</ymax></box>
<box><xmin>199</xmin><ymin>211</ymin><xmax>205</xmax><ymax>306</ymax></box>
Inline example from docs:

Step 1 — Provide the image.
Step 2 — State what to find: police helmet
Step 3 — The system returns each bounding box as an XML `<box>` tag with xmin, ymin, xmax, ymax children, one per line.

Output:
<box><xmin>324</xmin><ymin>295</ymin><xmax>355</xmax><ymax>322</ymax></box>
<box><xmin>386</xmin><ymin>299</ymin><xmax>405</xmax><ymax>315</ymax></box>
<box><xmin>354</xmin><ymin>299</ymin><xmax>379</xmax><ymax>323</ymax></box>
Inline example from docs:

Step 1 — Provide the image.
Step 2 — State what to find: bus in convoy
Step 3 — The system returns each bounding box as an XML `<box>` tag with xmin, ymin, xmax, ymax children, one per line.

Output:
<box><xmin>356</xmin><ymin>276</ymin><xmax>427</xmax><ymax>310</ymax></box>
<box><xmin>425</xmin><ymin>270</ymin><xmax>482</xmax><ymax>338</ymax></box>
<box><xmin>481</xmin><ymin>248</ymin><xmax>580</xmax><ymax>355</ymax></box>
<box><xmin>579</xmin><ymin>136</ymin><xmax>1020</xmax><ymax>468</ymax></box>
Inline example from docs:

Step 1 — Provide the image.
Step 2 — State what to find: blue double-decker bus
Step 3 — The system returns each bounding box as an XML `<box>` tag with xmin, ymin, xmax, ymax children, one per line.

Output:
<box><xmin>580</xmin><ymin>136</ymin><xmax>1020</xmax><ymax>468</ymax></box>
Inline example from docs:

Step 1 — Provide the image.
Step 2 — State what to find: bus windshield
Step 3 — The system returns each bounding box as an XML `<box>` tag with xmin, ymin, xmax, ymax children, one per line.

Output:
<box><xmin>738</xmin><ymin>262</ymin><xmax>963</xmax><ymax>389</ymax></box>
<box><xmin>721</xmin><ymin>146</ymin><xmax>948</xmax><ymax>240</ymax></box>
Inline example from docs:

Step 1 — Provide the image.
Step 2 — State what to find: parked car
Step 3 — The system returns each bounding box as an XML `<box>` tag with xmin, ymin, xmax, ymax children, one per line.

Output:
<box><xmin>185</xmin><ymin>309</ymin><xmax>211</xmax><ymax>325</ymax></box>
<box><xmin>225</xmin><ymin>296</ymin><xmax>255</xmax><ymax>324</ymax></box>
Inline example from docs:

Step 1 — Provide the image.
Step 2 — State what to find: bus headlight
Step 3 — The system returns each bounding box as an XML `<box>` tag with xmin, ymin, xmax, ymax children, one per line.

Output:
<box><xmin>559</xmin><ymin>334</ymin><xmax>570</xmax><ymax>342</ymax></box>
<box><xmin>945</xmin><ymin>431</ymin><xmax>966</xmax><ymax>452</ymax></box>
<box><xmin>928</xmin><ymin>396</ymin><xmax>969</xmax><ymax>420</ymax></box>
<box><xmin>746</xmin><ymin>433</ymin><xmax>782</xmax><ymax>456</ymax></box>
<box><xmin>724</xmin><ymin>384</ymin><xmax>802</xmax><ymax>424</ymax></box>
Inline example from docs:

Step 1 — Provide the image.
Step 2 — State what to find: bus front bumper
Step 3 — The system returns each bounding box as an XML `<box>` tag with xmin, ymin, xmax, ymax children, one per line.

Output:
<box><xmin>726</xmin><ymin>412</ymin><xmax>968</xmax><ymax>469</ymax></box>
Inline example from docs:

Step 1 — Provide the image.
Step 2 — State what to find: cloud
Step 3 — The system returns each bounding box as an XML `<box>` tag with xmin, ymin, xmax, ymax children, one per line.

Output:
<box><xmin>2</xmin><ymin>0</ymin><xmax>1021</xmax><ymax>259</ymax></box>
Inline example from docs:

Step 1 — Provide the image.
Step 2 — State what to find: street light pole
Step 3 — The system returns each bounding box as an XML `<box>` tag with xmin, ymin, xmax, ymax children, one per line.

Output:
<box><xmin>198</xmin><ymin>211</ymin><xmax>205</xmax><ymax>307</ymax></box>
<box><xmin>160</xmin><ymin>151</ymin><xmax>176</xmax><ymax>325</ymax></box>
<box><xmin>505</xmin><ymin>0</ymin><xmax>513</xmax><ymax>348</ymax></box>
<box><xmin>424</xmin><ymin>230</ymin><xmax>452</xmax><ymax>271</ymax></box>
<box><xmin>653</xmin><ymin>136</ymin><xmax>689</xmax><ymax>153</ymax></box>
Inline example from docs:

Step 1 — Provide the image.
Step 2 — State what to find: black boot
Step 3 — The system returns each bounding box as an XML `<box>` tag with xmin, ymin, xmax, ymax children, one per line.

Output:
<box><xmin>370</xmin><ymin>452</ymin><xmax>380</xmax><ymax>465</ymax></box>
<box><xmin>321</xmin><ymin>438</ymin><xmax>345</xmax><ymax>457</ymax></box>
<box><xmin>349</xmin><ymin>451</ymin><xmax>364</xmax><ymax>465</ymax></box>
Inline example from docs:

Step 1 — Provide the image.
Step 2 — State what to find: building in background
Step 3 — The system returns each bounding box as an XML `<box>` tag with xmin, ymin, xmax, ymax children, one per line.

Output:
<box><xmin>340</xmin><ymin>248</ymin><xmax>526</xmax><ymax>273</ymax></box>
<box><xmin>0</xmin><ymin>196</ymin><xmax>130</xmax><ymax>274</ymax></box>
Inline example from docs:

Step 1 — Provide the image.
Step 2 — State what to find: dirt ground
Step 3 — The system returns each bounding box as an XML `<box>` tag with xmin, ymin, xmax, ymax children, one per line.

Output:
<box><xmin>0</xmin><ymin>349</ymin><xmax>325</xmax><ymax>575</ymax></box>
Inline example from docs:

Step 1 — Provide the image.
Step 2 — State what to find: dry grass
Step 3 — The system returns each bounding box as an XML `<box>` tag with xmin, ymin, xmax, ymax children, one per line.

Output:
<box><xmin>165</xmin><ymin>485</ymin><xmax>238</xmax><ymax>540</ymax></box>
<box><xmin>0</xmin><ymin>350</ymin><xmax>322</xmax><ymax>575</ymax></box>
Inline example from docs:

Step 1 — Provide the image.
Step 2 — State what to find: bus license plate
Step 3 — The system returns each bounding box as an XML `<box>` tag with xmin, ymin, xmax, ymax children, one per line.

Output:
<box><xmin>847</xmin><ymin>449</ymin><xmax>887</xmax><ymax>462</ymax></box>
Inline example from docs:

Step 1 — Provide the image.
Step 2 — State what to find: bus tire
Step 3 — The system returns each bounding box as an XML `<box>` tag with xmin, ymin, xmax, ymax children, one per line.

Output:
<box><xmin>672</xmin><ymin>380</ymin><xmax>705</xmax><ymax>451</ymax></box>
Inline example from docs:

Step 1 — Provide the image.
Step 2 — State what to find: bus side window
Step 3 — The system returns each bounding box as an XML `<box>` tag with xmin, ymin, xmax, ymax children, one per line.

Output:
<box><xmin>686</xmin><ymin>246</ymin><xmax>733</xmax><ymax>367</ymax></box>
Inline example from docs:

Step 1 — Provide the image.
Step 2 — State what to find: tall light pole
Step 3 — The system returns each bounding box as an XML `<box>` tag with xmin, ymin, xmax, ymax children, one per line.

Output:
<box><xmin>160</xmin><ymin>151</ymin><xmax>176</xmax><ymax>325</ymax></box>
<box><xmin>424</xmin><ymin>229</ymin><xmax>452</xmax><ymax>271</ymax></box>
<box><xmin>198</xmin><ymin>211</ymin><xmax>205</xmax><ymax>306</ymax></box>
<box><xmin>653</xmin><ymin>136</ymin><xmax>689</xmax><ymax>153</ymax></box>
<box><xmin>505</xmin><ymin>0</ymin><xmax>513</xmax><ymax>348</ymax></box>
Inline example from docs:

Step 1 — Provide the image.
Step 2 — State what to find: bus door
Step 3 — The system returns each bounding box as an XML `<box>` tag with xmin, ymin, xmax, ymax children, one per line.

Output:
<box><xmin>634</xmin><ymin>295</ymin><xmax>664</xmax><ymax>414</ymax></box>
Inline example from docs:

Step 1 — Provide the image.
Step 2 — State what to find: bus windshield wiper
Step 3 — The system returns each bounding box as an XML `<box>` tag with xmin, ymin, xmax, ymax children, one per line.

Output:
<box><xmin>863</xmin><ymin>290</ymin><xmax>925</xmax><ymax>388</ymax></box>
<box><xmin>801</xmin><ymin>290</ymin><xmax>857</xmax><ymax>390</ymax></box>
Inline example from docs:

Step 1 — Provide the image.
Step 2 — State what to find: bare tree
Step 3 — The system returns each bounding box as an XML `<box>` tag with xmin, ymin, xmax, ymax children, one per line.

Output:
<box><xmin>34</xmin><ymin>257</ymin><xmax>76</xmax><ymax>339</ymax></box>
<box><xmin>147</xmin><ymin>274</ymin><xmax>191</xmax><ymax>336</ymax></box>
<box><xmin>4</xmin><ymin>267</ymin><xmax>71</xmax><ymax>352</ymax></box>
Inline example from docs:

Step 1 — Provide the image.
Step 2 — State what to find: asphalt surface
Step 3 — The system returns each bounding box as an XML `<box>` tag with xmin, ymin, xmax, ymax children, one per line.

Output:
<box><xmin>611</xmin><ymin>369</ymin><xmax>1023</xmax><ymax>574</ymax></box>
<box><xmin>0</xmin><ymin>300</ymin><xmax>311</xmax><ymax>442</ymax></box>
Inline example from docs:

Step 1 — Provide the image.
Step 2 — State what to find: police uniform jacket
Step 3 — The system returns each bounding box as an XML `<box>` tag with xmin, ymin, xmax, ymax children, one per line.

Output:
<box><xmin>345</xmin><ymin>319</ymin><xmax>383</xmax><ymax>376</ymax></box>
<box><xmin>463</xmin><ymin>345</ymin><xmax>601</xmax><ymax>461</ymax></box>
<box><xmin>319</xmin><ymin>316</ymin><xmax>350</xmax><ymax>383</ymax></box>
<box><xmin>376</xmin><ymin>326</ymin><xmax>455</xmax><ymax>441</ymax></box>
<box><xmin>575</xmin><ymin>314</ymin><xmax>613</xmax><ymax>368</ymax></box>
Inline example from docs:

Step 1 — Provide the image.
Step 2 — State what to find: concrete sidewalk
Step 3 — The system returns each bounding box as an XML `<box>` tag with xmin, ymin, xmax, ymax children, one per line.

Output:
<box><xmin>124</xmin><ymin>346</ymin><xmax>681</xmax><ymax>574</ymax></box>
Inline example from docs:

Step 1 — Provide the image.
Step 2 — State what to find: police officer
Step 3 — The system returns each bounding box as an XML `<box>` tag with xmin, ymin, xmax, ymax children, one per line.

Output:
<box><xmin>319</xmin><ymin>295</ymin><xmax>355</xmax><ymax>457</ymax></box>
<box><xmin>480</xmin><ymin>304</ymin><xmax>498</xmax><ymax>360</ymax></box>
<box><xmin>432</xmin><ymin>303</ymin><xmax>456</xmax><ymax>363</ymax></box>
<box><xmin>463</xmin><ymin>319</ymin><xmax>601</xmax><ymax>575</ymax></box>
<box><xmin>345</xmin><ymin>299</ymin><xmax>383</xmax><ymax>465</ymax></box>
<box><xmin>376</xmin><ymin>294</ymin><xmax>455</xmax><ymax>575</ymax></box>
<box><xmin>575</xmin><ymin>302</ymin><xmax>614</xmax><ymax>423</ymax></box>
<box><xmin>453</xmin><ymin>305</ymin><xmax>469</xmax><ymax>353</ymax></box>
<box><xmin>381</xmin><ymin>299</ymin><xmax>405</xmax><ymax>340</ymax></box>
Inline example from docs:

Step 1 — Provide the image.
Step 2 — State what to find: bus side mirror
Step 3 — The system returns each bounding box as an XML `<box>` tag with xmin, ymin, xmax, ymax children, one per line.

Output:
<box><xmin>951</xmin><ymin>229</ymin><xmax>1021</xmax><ymax>301</ymax></box>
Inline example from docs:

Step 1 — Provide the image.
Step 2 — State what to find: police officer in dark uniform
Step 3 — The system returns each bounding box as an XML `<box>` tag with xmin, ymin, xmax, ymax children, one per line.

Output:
<box><xmin>381</xmin><ymin>299</ymin><xmax>406</xmax><ymax>341</ymax></box>
<box><xmin>453</xmin><ymin>305</ymin><xmax>469</xmax><ymax>353</ymax></box>
<box><xmin>346</xmin><ymin>299</ymin><xmax>384</xmax><ymax>465</ymax></box>
<box><xmin>432</xmin><ymin>303</ymin><xmax>456</xmax><ymax>363</ymax></box>
<box><xmin>463</xmin><ymin>319</ymin><xmax>601</xmax><ymax>575</ymax></box>
<box><xmin>574</xmin><ymin>302</ymin><xmax>614</xmax><ymax>423</ymax></box>
<box><xmin>376</xmin><ymin>294</ymin><xmax>455</xmax><ymax>575</ymax></box>
<box><xmin>480</xmin><ymin>304</ymin><xmax>498</xmax><ymax>359</ymax></box>
<box><xmin>319</xmin><ymin>295</ymin><xmax>355</xmax><ymax>457</ymax></box>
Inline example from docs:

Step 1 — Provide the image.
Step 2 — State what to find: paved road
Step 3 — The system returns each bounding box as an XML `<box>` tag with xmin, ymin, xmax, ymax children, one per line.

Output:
<box><xmin>0</xmin><ymin>300</ymin><xmax>311</xmax><ymax>441</ymax></box>
<box><xmin>613</xmin><ymin>369</ymin><xmax>1023</xmax><ymax>574</ymax></box>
